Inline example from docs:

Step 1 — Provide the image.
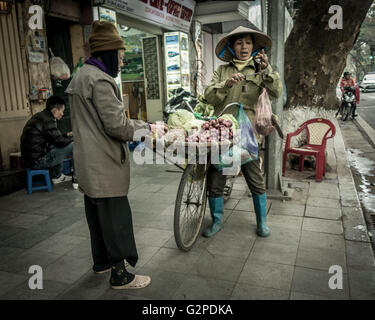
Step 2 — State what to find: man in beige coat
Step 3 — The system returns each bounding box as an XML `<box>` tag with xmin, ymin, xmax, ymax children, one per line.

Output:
<box><xmin>66</xmin><ymin>21</ymin><xmax>161</xmax><ymax>290</ymax></box>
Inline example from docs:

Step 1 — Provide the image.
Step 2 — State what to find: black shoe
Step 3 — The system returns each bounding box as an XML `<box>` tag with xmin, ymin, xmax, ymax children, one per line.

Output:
<box><xmin>110</xmin><ymin>261</ymin><xmax>135</xmax><ymax>287</ymax></box>
<box><xmin>352</xmin><ymin>114</ymin><xmax>358</xmax><ymax>117</ymax></box>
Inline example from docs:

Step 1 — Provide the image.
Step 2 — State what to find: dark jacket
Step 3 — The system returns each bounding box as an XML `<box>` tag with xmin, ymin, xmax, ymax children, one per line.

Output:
<box><xmin>20</xmin><ymin>109</ymin><xmax>73</xmax><ymax>167</ymax></box>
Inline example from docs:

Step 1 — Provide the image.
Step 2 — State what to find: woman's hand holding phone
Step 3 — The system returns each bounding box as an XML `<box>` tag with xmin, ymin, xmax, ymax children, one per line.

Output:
<box><xmin>254</xmin><ymin>49</ymin><xmax>269</xmax><ymax>71</ymax></box>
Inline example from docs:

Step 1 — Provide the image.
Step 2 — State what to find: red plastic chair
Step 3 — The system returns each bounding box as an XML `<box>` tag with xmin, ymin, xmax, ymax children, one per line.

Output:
<box><xmin>282</xmin><ymin>118</ymin><xmax>336</xmax><ymax>182</ymax></box>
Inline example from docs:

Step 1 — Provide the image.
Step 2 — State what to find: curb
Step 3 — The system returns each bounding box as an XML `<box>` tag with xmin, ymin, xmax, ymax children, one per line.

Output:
<box><xmin>332</xmin><ymin>119</ymin><xmax>371</xmax><ymax>243</ymax></box>
<box><xmin>355</xmin><ymin>115</ymin><xmax>375</xmax><ymax>147</ymax></box>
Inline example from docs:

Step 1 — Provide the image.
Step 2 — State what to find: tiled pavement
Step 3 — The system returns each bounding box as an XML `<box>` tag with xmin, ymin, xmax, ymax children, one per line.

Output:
<box><xmin>0</xmin><ymin>120</ymin><xmax>375</xmax><ymax>300</ymax></box>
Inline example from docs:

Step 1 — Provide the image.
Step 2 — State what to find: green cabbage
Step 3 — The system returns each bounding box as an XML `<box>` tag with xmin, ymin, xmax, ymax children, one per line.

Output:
<box><xmin>167</xmin><ymin>110</ymin><xmax>196</xmax><ymax>130</ymax></box>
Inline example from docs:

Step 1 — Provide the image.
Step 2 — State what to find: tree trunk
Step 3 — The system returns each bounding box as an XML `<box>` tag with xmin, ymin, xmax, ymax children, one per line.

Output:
<box><xmin>285</xmin><ymin>0</ymin><xmax>373</xmax><ymax>109</ymax></box>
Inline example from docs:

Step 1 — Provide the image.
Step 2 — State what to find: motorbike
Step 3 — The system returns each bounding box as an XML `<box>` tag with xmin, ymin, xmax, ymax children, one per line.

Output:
<box><xmin>163</xmin><ymin>88</ymin><xmax>197</xmax><ymax>122</ymax></box>
<box><xmin>337</xmin><ymin>86</ymin><xmax>356</xmax><ymax>121</ymax></box>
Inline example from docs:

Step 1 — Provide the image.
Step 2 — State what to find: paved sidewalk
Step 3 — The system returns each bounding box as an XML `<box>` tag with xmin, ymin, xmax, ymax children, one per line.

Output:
<box><xmin>0</xmin><ymin>119</ymin><xmax>374</xmax><ymax>300</ymax></box>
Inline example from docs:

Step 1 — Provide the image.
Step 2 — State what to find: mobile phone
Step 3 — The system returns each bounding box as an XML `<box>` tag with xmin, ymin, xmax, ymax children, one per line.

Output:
<box><xmin>251</xmin><ymin>47</ymin><xmax>266</xmax><ymax>57</ymax></box>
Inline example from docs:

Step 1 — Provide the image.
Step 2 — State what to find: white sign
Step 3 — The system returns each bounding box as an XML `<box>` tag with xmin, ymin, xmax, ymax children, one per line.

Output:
<box><xmin>103</xmin><ymin>0</ymin><xmax>195</xmax><ymax>33</ymax></box>
<box><xmin>99</xmin><ymin>6</ymin><xmax>117</xmax><ymax>23</ymax></box>
<box><xmin>164</xmin><ymin>31</ymin><xmax>190</xmax><ymax>92</ymax></box>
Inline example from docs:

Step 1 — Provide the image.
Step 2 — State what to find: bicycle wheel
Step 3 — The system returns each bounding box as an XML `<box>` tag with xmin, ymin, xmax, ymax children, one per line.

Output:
<box><xmin>174</xmin><ymin>164</ymin><xmax>208</xmax><ymax>251</ymax></box>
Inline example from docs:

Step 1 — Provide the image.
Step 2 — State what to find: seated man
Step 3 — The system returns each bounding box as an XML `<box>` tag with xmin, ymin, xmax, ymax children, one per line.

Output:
<box><xmin>21</xmin><ymin>95</ymin><xmax>77</xmax><ymax>188</ymax></box>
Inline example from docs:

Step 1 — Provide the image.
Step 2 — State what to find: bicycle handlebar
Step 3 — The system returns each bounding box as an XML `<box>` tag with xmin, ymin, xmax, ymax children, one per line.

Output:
<box><xmin>217</xmin><ymin>102</ymin><xmax>242</xmax><ymax>117</ymax></box>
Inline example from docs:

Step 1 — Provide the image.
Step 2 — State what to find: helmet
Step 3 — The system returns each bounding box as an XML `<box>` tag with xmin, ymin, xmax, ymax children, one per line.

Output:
<box><xmin>344</xmin><ymin>71</ymin><xmax>351</xmax><ymax>77</ymax></box>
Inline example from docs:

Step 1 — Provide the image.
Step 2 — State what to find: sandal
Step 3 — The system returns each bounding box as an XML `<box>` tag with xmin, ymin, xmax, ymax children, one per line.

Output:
<box><xmin>111</xmin><ymin>275</ymin><xmax>151</xmax><ymax>290</ymax></box>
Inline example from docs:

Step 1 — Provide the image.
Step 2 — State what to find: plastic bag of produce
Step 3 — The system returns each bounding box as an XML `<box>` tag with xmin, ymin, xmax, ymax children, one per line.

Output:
<box><xmin>167</xmin><ymin>109</ymin><xmax>195</xmax><ymax>130</ymax></box>
<box><xmin>49</xmin><ymin>49</ymin><xmax>71</xmax><ymax>80</ymax></box>
<box><xmin>254</xmin><ymin>88</ymin><xmax>274</xmax><ymax>136</ymax></box>
<box><xmin>214</xmin><ymin>104</ymin><xmax>258</xmax><ymax>172</ymax></box>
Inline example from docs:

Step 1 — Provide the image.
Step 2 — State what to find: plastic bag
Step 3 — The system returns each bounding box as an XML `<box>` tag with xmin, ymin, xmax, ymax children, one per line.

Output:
<box><xmin>254</xmin><ymin>88</ymin><xmax>274</xmax><ymax>136</ymax></box>
<box><xmin>214</xmin><ymin>104</ymin><xmax>258</xmax><ymax>171</ymax></box>
<box><xmin>49</xmin><ymin>49</ymin><xmax>71</xmax><ymax>80</ymax></box>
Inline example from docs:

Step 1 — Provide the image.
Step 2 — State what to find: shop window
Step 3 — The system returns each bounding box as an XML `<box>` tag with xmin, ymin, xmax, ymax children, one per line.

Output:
<box><xmin>118</xmin><ymin>27</ymin><xmax>152</xmax><ymax>82</ymax></box>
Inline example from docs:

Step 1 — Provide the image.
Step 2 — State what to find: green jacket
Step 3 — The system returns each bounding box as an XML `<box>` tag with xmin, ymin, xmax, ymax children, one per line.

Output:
<box><xmin>204</xmin><ymin>59</ymin><xmax>283</xmax><ymax>125</ymax></box>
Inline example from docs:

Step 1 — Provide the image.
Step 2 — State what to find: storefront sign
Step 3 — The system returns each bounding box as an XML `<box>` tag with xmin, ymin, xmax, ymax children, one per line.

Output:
<box><xmin>28</xmin><ymin>47</ymin><xmax>44</xmax><ymax>63</ymax></box>
<box><xmin>99</xmin><ymin>6</ymin><xmax>117</xmax><ymax>22</ymax></box>
<box><xmin>103</xmin><ymin>0</ymin><xmax>195</xmax><ymax>33</ymax></box>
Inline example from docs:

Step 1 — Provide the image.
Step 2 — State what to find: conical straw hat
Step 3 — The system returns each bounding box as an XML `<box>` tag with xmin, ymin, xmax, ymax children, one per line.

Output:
<box><xmin>215</xmin><ymin>26</ymin><xmax>272</xmax><ymax>62</ymax></box>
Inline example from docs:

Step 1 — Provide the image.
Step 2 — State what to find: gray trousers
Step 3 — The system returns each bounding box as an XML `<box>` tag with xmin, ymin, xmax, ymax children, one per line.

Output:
<box><xmin>33</xmin><ymin>142</ymin><xmax>73</xmax><ymax>178</ymax></box>
<box><xmin>207</xmin><ymin>159</ymin><xmax>266</xmax><ymax>198</ymax></box>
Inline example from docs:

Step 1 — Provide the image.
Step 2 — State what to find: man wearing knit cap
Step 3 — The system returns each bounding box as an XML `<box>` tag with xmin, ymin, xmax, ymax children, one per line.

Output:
<box><xmin>66</xmin><ymin>20</ymin><xmax>164</xmax><ymax>290</ymax></box>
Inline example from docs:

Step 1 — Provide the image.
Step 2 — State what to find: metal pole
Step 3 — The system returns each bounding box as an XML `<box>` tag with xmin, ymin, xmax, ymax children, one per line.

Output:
<box><xmin>265</xmin><ymin>0</ymin><xmax>285</xmax><ymax>193</ymax></box>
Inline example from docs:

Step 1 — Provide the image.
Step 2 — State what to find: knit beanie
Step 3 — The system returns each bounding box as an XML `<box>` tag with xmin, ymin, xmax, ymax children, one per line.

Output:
<box><xmin>89</xmin><ymin>20</ymin><xmax>125</xmax><ymax>54</ymax></box>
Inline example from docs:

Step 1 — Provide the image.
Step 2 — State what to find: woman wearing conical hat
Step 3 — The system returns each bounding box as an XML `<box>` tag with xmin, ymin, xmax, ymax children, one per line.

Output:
<box><xmin>203</xmin><ymin>26</ymin><xmax>283</xmax><ymax>239</ymax></box>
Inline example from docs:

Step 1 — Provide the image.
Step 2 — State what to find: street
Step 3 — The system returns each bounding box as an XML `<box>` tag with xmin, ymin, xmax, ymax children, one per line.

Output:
<box><xmin>358</xmin><ymin>91</ymin><xmax>375</xmax><ymax>131</ymax></box>
<box><xmin>1</xmin><ymin>115</ymin><xmax>375</xmax><ymax>300</ymax></box>
<box><xmin>342</xmin><ymin>90</ymin><xmax>375</xmax><ymax>252</ymax></box>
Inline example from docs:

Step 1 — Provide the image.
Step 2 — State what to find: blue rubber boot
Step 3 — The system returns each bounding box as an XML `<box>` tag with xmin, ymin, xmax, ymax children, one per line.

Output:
<box><xmin>203</xmin><ymin>197</ymin><xmax>224</xmax><ymax>238</ymax></box>
<box><xmin>252</xmin><ymin>193</ymin><xmax>270</xmax><ymax>237</ymax></box>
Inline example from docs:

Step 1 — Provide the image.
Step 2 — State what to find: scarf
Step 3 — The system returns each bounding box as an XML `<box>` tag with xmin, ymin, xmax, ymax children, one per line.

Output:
<box><xmin>85</xmin><ymin>56</ymin><xmax>109</xmax><ymax>74</ymax></box>
<box><xmin>232</xmin><ymin>57</ymin><xmax>253</xmax><ymax>71</ymax></box>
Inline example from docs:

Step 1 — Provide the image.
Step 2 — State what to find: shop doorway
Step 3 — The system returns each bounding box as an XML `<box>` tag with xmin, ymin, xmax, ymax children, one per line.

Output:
<box><xmin>119</xmin><ymin>26</ymin><xmax>163</xmax><ymax>121</ymax></box>
<box><xmin>46</xmin><ymin>16</ymin><xmax>74</xmax><ymax>134</ymax></box>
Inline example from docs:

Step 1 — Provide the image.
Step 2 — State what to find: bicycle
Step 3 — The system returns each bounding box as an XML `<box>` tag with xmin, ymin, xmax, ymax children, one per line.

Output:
<box><xmin>172</xmin><ymin>102</ymin><xmax>243</xmax><ymax>251</ymax></box>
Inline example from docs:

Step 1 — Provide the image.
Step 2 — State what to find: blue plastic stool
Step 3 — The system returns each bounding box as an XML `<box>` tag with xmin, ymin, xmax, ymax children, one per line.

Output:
<box><xmin>26</xmin><ymin>169</ymin><xmax>52</xmax><ymax>194</ymax></box>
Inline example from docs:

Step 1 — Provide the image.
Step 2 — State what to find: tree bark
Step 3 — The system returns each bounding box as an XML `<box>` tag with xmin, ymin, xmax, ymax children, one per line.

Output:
<box><xmin>285</xmin><ymin>0</ymin><xmax>373</xmax><ymax>109</ymax></box>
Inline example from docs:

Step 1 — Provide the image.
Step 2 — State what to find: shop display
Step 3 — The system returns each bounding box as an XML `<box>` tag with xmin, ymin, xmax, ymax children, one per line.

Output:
<box><xmin>121</xmin><ymin>31</ymin><xmax>147</xmax><ymax>82</ymax></box>
<box><xmin>164</xmin><ymin>31</ymin><xmax>190</xmax><ymax>93</ymax></box>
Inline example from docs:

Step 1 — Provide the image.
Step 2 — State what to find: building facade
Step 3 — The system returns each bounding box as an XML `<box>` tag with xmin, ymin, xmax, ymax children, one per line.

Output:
<box><xmin>0</xmin><ymin>0</ymin><xmax>92</xmax><ymax>170</ymax></box>
<box><xmin>0</xmin><ymin>0</ymin><xmax>292</xmax><ymax>172</ymax></box>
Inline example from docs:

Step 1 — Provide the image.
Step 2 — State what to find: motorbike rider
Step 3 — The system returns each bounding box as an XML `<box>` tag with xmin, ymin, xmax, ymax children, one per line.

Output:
<box><xmin>339</xmin><ymin>71</ymin><xmax>358</xmax><ymax>118</ymax></box>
